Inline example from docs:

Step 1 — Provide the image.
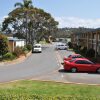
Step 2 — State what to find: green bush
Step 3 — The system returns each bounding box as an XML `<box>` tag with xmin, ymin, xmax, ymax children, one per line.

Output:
<box><xmin>22</xmin><ymin>46</ymin><xmax>28</xmax><ymax>52</ymax></box>
<box><xmin>26</xmin><ymin>44</ymin><xmax>32</xmax><ymax>51</ymax></box>
<box><xmin>3</xmin><ymin>52</ymin><xmax>15</xmax><ymax>60</ymax></box>
<box><xmin>13</xmin><ymin>47</ymin><xmax>25</xmax><ymax>57</ymax></box>
<box><xmin>68</xmin><ymin>42</ymin><xmax>73</xmax><ymax>48</ymax></box>
<box><xmin>80</xmin><ymin>46</ymin><xmax>87</xmax><ymax>55</ymax></box>
<box><xmin>86</xmin><ymin>48</ymin><xmax>95</xmax><ymax>58</ymax></box>
<box><xmin>0</xmin><ymin>34</ymin><xmax>9</xmax><ymax>56</ymax></box>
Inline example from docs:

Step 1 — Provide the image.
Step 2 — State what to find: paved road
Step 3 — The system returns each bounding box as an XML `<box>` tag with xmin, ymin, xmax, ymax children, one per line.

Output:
<box><xmin>0</xmin><ymin>43</ymin><xmax>100</xmax><ymax>85</ymax></box>
<box><xmin>0</xmin><ymin>44</ymin><xmax>59</xmax><ymax>82</ymax></box>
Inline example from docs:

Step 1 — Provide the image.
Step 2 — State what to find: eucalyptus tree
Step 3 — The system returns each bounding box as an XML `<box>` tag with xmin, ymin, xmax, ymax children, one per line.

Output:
<box><xmin>2</xmin><ymin>9</ymin><xmax>25</xmax><ymax>37</ymax></box>
<box><xmin>30</xmin><ymin>8</ymin><xmax>58</xmax><ymax>42</ymax></box>
<box><xmin>14</xmin><ymin>0</ymin><xmax>33</xmax><ymax>45</ymax></box>
<box><xmin>2</xmin><ymin>0</ymin><xmax>58</xmax><ymax>45</ymax></box>
<box><xmin>0</xmin><ymin>24</ymin><xmax>2</xmax><ymax>33</ymax></box>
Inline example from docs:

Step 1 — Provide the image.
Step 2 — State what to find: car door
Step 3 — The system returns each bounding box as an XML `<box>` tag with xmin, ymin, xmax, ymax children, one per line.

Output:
<box><xmin>82</xmin><ymin>60</ymin><xmax>95</xmax><ymax>72</ymax></box>
<box><xmin>75</xmin><ymin>60</ymin><xmax>92</xmax><ymax>72</ymax></box>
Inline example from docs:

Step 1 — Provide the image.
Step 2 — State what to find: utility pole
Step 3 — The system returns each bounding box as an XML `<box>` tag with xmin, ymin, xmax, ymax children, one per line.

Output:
<box><xmin>31</xmin><ymin>27</ymin><xmax>35</xmax><ymax>53</ymax></box>
<box><xmin>95</xmin><ymin>32</ymin><xmax>98</xmax><ymax>58</ymax></box>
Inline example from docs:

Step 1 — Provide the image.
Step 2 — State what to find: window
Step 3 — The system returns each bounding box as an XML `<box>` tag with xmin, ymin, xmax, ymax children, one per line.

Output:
<box><xmin>69</xmin><ymin>59</ymin><xmax>75</xmax><ymax>62</ymax></box>
<box><xmin>82</xmin><ymin>60</ymin><xmax>93</xmax><ymax>64</ymax></box>
<box><xmin>72</xmin><ymin>55</ymin><xmax>83</xmax><ymax>58</ymax></box>
<box><xmin>75</xmin><ymin>60</ymin><xmax>83</xmax><ymax>64</ymax></box>
<box><xmin>68</xmin><ymin>55</ymin><xmax>71</xmax><ymax>57</ymax></box>
<box><xmin>34</xmin><ymin>46</ymin><xmax>41</xmax><ymax>48</ymax></box>
<box><xmin>75</xmin><ymin>60</ymin><xmax>93</xmax><ymax>64</ymax></box>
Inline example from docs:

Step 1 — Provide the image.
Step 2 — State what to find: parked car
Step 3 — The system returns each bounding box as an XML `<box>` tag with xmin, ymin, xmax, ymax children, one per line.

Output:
<box><xmin>33</xmin><ymin>44</ymin><xmax>42</xmax><ymax>53</ymax></box>
<box><xmin>63</xmin><ymin>54</ymin><xmax>84</xmax><ymax>61</ymax></box>
<box><xmin>55</xmin><ymin>43</ymin><xmax>68</xmax><ymax>50</ymax></box>
<box><xmin>63</xmin><ymin>58</ymin><xmax>100</xmax><ymax>73</ymax></box>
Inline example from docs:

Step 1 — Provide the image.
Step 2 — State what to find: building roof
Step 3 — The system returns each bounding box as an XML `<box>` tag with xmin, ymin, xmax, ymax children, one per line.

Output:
<box><xmin>8</xmin><ymin>37</ymin><xmax>25</xmax><ymax>41</ymax></box>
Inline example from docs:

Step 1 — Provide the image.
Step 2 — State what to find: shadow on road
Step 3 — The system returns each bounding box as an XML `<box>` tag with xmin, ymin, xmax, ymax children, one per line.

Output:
<box><xmin>58</xmin><ymin>69</ymin><xmax>100</xmax><ymax>75</ymax></box>
<box><xmin>58</xmin><ymin>69</ymin><xmax>67</xmax><ymax>73</ymax></box>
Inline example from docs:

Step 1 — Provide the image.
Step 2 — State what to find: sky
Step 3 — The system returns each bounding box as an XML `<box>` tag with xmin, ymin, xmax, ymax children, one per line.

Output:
<box><xmin>0</xmin><ymin>0</ymin><xmax>100</xmax><ymax>28</ymax></box>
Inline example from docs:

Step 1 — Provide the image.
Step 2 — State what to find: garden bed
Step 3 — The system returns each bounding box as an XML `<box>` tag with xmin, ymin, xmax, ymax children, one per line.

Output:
<box><xmin>0</xmin><ymin>51</ymin><xmax>32</xmax><ymax>66</ymax></box>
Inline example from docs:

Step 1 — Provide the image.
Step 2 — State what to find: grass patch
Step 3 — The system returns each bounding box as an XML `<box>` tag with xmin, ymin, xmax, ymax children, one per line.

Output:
<box><xmin>0</xmin><ymin>80</ymin><xmax>100</xmax><ymax>99</ymax></box>
<box><xmin>39</xmin><ymin>41</ymin><xmax>48</xmax><ymax>44</ymax></box>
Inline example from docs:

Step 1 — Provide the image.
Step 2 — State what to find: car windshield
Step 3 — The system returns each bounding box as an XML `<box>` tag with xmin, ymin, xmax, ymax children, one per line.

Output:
<box><xmin>68</xmin><ymin>55</ymin><xmax>71</xmax><ymax>57</ymax></box>
<box><xmin>34</xmin><ymin>46</ymin><xmax>41</xmax><ymax>48</ymax></box>
<box><xmin>69</xmin><ymin>59</ymin><xmax>75</xmax><ymax>62</ymax></box>
<box><xmin>72</xmin><ymin>55</ymin><xmax>83</xmax><ymax>58</ymax></box>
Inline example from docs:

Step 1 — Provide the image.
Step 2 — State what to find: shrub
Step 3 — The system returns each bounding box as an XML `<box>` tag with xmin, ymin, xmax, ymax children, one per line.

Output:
<box><xmin>3</xmin><ymin>52</ymin><xmax>15</xmax><ymax>60</ymax></box>
<box><xmin>0</xmin><ymin>34</ymin><xmax>9</xmax><ymax>56</ymax></box>
<box><xmin>80</xmin><ymin>46</ymin><xmax>87</xmax><ymax>55</ymax></box>
<box><xmin>22</xmin><ymin>46</ymin><xmax>28</xmax><ymax>52</ymax></box>
<box><xmin>22</xmin><ymin>46</ymin><xmax>29</xmax><ymax>54</ymax></box>
<box><xmin>90</xmin><ymin>57</ymin><xmax>97</xmax><ymax>63</ymax></box>
<box><xmin>13</xmin><ymin>47</ymin><xmax>25</xmax><ymax>57</ymax></box>
<box><xmin>26</xmin><ymin>44</ymin><xmax>32</xmax><ymax>51</ymax></box>
<box><xmin>73</xmin><ymin>44</ymin><xmax>78</xmax><ymax>50</ymax></box>
<box><xmin>68</xmin><ymin>42</ymin><xmax>73</xmax><ymax>48</ymax></box>
<box><xmin>86</xmin><ymin>48</ymin><xmax>95</xmax><ymax>58</ymax></box>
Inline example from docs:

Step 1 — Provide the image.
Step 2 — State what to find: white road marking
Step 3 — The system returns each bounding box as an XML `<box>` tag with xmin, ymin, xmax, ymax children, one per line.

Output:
<box><xmin>55</xmin><ymin>51</ymin><xmax>63</xmax><ymax>69</ymax></box>
<box><xmin>61</xmin><ymin>74</ymin><xmax>64</xmax><ymax>78</ymax></box>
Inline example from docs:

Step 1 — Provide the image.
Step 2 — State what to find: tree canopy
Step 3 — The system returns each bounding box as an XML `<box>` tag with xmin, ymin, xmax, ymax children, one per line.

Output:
<box><xmin>0</xmin><ymin>34</ymin><xmax>9</xmax><ymax>56</ymax></box>
<box><xmin>2</xmin><ymin>0</ymin><xmax>58</xmax><ymax>44</ymax></box>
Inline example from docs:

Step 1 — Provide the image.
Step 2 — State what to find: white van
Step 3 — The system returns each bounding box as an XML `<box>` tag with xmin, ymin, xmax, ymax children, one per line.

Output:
<box><xmin>33</xmin><ymin>44</ymin><xmax>42</xmax><ymax>53</ymax></box>
<box><xmin>55</xmin><ymin>43</ymin><xmax>68</xmax><ymax>50</ymax></box>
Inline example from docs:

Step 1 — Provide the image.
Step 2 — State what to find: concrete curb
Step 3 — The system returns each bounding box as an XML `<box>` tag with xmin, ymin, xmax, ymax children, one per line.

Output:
<box><xmin>0</xmin><ymin>51</ymin><xmax>32</xmax><ymax>66</ymax></box>
<box><xmin>1</xmin><ymin>79</ymin><xmax>100</xmax><ymax>86</ymax></box>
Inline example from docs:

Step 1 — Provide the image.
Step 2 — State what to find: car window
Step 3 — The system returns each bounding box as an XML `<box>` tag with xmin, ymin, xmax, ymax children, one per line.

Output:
<box><xmin>75</xmin><ymin>60</ymin><xmax>83</xmax><ymax>64</ymax></box>
<box><xmin>78</xmin><ymin>55</ymin><xmax>84</xmax><ymax>58</ymax></box>
<box><xmin>68</xmin><ymin>55</ymin><xmax>71</xmax><ymax>57</ymax></box>
<box><xmin>75</xmin><ymin>60</ymin><xmax>93</xmax><ymax>64</ymax></box>
<box><xmin>83</xmin><ymin>60</ymin><xmax>93</xmax><ymax>64</ymax></box>
<box><xmin>61</xmin><ymin>45</ymin><xmax>64</xmax><ymax>46</ymax></box>
<box><xmin>72</xmin><ymin>55</ymin><xmax>83</xmax><ymax>58</ymax></box>
<box><xmin>69</xmin><ymin>59</ymin><xmax>75</xmax><ymax>62</ymax></box>
<box><xmin>34</xmin><ymin>46</ymin><xmax>41</xmax><ymax>48</ymax></box>
<box><xmin>72</xmin><ymin>56</ymin><xmax>77</xmax><ymax>58</ymax></box>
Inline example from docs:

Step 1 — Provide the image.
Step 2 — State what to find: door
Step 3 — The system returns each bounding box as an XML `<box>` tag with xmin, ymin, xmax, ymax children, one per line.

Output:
<box><xmin>75</xmin><ymin>60</ymin><xmax>93</xmax><ymax>72</ymax></box>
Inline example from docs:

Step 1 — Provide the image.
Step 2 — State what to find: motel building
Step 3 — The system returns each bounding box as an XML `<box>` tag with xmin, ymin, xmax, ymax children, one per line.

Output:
<box><xmin>71</xmin><ymin>30</ymin><xmax>100</xmax><ymax>58</ymax></box>
<box><xmin>8</xmin><ymin>37</ymin><xmax>25</xmax><ymax>52</ymax></box>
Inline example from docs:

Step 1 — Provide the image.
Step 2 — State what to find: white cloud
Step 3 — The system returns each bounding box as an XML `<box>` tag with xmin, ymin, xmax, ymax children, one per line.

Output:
<box><xmin>1</xmin><ymin>16</ymin><xmax>100</xmax><ymax>28</ymax></box>
<box><xmin>0</xmin><ymin>18</ymin><xmax>2</xmax><ymax>24</ymax></box>
<box><xmin>55</xmin><ymin>17</ymin><xmax>100</xmax><ymax>28</ymax></box>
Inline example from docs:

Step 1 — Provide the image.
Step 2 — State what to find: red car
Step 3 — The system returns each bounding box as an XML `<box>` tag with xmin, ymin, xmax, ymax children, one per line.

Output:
<box><xmin>63</xmin><ymin>58</ymin><xmax>100</xmax><ymax>73</ymax></box>
<box><xmin>63</xmin><ymin>54</ymin><xmax>84</xmax><ymax>61</ymax></box>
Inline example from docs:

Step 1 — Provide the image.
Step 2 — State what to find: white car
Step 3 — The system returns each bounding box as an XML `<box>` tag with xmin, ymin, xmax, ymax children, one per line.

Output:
<box><xmin>55</xmin><ymin>43</ymin><xmax>68</xmax><ymax>50</ymax></box>
<box><xmin>33</xmin><ymin>44</ymin><xmax>42</xmax><ymax>53</ymax></box>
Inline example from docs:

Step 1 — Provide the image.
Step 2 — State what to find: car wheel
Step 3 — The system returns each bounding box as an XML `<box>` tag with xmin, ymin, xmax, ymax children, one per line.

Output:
<box><xmin>71</xmin><ymin>68</ymin><xmax>77</xmax><ymax>73</ymax></box>
<box><xmin>96</xmin><ymin>68</ymin><xmax>100</xmax><ymax>73</ymax></box>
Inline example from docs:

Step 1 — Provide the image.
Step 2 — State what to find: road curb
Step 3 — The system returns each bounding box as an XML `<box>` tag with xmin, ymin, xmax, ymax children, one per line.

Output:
<box><xmin>30</xmin><ymin>79</ymin><xmax>100</xmax><ymax>86</ymax></box>
<box><xmin>1</xmin><ymin>79</ymin><xmax>100</xmax><ymax>86</ymax></box>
